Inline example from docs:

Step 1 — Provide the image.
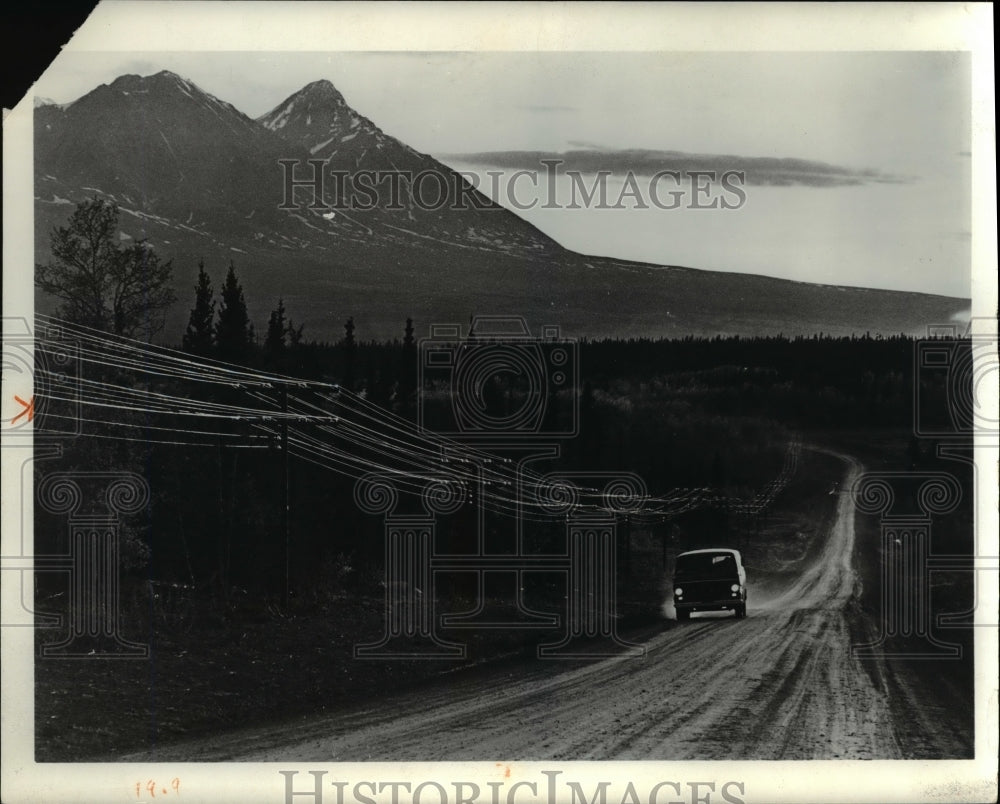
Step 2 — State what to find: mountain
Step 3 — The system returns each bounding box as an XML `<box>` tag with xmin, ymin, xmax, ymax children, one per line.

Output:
<box><xmin>35</xmin><ymin>71</ymin><xmax>293</xmax><ymax>226</ymax></box>
<box><xmin>257</xmin><ymin>79</ymin><xmax>560</xmax><ymax>258</ymax></box>
<box><xmin>33</xmin><ymin>71</ymin><xmax>969</xmax><ymax>342</ymax></box>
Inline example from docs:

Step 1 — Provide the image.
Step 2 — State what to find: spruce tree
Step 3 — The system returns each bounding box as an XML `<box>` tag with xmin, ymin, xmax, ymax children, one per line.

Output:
<box><xmin>265</xmin><ymin>298</ymin><xmax>288</xmax><ymax>355</ymax></box>
<box><xmin>182</xmin><ymin>261</ymin><xmax>215</xmax><ymax>355</ymax></box>
<box><xmin>342</xmin><ymin>316</ymin><xmax>356</xmax><ymax>390</ymax></box>
<box><xmin>399</xmin><ymin>317</ymin><xmax>417</xmax><ymax>410</ymax></box>
<box><xmin>287</xmin><ymin>319</ymin><xmax>304</xmax><ymax>348</ymax></box>
<box><xmin>215</xmin><ymin>262</ymin><xmax>253</xmax><ymax>363</ymax></box>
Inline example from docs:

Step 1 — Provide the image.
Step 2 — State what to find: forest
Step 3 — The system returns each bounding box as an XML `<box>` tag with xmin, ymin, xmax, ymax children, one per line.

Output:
<box><xmin>33</xmin><ymin>256</ymin><xmax>965</xmax><ymax>616</ymax></box>
<box><xmin>31</xmin><ymin>200</ymin><xmax>969</xmax><ymax>628</ymax></box>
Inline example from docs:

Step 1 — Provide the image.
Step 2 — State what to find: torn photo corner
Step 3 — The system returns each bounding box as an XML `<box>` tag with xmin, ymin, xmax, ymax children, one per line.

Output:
<box><xmin>2</xmin><ymin>3</ymin><xmax>997</xmax><ymax>804</ymax></box>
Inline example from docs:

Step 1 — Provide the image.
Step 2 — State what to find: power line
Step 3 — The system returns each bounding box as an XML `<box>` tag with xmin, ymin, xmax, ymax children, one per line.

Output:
<box><xmin>29</xmin><ymin>315</ymin><xmax>799</xmax><ymax>522</ymax></box>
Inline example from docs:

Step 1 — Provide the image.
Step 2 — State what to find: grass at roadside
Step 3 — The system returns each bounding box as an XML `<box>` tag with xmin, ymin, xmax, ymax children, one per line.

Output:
<box><xmin>34</xmin><ymin>595</ymin><xmax>573</xmax><ymax>761</ymax></box>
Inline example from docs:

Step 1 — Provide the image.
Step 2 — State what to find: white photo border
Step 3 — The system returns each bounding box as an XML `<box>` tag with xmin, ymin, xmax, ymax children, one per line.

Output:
<box><xmin>3</xmin><ymin>3</ymin><xmax>996</xmax><ymax>803</ymax></box>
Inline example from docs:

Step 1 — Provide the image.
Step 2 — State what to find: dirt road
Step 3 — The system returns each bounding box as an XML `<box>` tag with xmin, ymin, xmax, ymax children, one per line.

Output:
<box><xmin>121</xmin><ymin>451</ymin><xmax>960</xmax><ymax>761</ymax></box>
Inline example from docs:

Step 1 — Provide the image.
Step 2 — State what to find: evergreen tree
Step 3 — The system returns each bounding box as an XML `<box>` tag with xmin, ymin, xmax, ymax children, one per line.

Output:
<box><xmin>342</xmin><ymin>316</ymin><xmax>356</xmax><ymax>389</ymax></box>
<box><xmin>265</xmin><ymin>297</ymin><xmax>288</xmax><ymax>354</ymax></box>
<box><xmin>264</xmin><ymin>297</ymin><xmax>304</xmax><ymax>363</ymax></box>
<box><xmin>287</xmin><ymin>318</ymin><xmax>304</xmax><ymax>348</ymax></box>
<box><xmin>215</xmin><ymin>262</ymin><xmax>253</xmax><ymax>363</ymax></box>
<box><xmin>182</xmin><ymin>261</ymin><xmax>215</xmax><ymax>355</ymax></box>
<box><xmin>398</xmin><ymin>317</ymin><xmax>417</xmax><ymax>413</ymax></box>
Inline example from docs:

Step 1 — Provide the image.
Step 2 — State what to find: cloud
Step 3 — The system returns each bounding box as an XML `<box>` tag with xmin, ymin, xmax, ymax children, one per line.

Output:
<box><xmin>440</xmin><ymin>148</ymin><xmax>909</xmax><ymax>188</ymax></box>
<box><xmin>565</xmin><ymin>140</ymin><xmax>614</xmax><ymax>151</ymax></box>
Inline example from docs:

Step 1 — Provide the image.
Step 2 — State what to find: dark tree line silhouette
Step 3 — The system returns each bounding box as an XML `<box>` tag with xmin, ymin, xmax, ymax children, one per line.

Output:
<box><xmin>35</xmin><ymin>240</ymin><xmax>967</xmax><ymax>623</ymax></box>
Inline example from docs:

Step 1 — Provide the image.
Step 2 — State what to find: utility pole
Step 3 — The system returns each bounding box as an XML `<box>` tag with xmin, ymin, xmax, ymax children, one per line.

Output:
<box><xmin>271</xmin><ymin>379</ymin><xmax>339</xmax><ymax>610</ymax></box>
<box><xmin>280</xmin><ymin>384</ymin><xmax>290</xmax><ymax>609</ymax></box>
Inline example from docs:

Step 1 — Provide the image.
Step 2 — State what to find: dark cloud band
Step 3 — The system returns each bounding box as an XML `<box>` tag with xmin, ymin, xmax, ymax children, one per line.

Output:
<box><xmin>441</xmin><ymin>148</ymin><xmax>908</xmax><ymax>188</ymax></box>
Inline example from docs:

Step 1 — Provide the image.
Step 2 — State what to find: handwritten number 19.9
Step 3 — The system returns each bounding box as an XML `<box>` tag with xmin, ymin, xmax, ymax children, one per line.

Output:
<box><xmin>135</xmin><ymin>778</ymin><xmax>180</xmax><ymax>798</ymax></box>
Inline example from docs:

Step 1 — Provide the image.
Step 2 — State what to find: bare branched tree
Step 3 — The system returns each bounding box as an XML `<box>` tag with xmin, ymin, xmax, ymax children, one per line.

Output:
<box><xmin>36</xmin><ymin>197</ymin><xmax>177</xmax><ymax>339</ymax></box>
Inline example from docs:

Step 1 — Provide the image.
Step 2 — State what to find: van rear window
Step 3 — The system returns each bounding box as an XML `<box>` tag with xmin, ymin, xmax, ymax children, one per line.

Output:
<box><xmin>675</xmin><ymin>553</ymin><xmax>736</xmax><ymax>577</ymax></box>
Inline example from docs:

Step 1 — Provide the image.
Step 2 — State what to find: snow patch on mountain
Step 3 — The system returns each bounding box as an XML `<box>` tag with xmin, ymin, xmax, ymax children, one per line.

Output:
<box><xmin>265</xmin><ymin>101</ymin><xmax>296</xmax><ymax>131</ymax></box>
<box><xmin>310</xmin><ymin>136</ymin><xmax>336</xmax><ymax>154</ymax></box>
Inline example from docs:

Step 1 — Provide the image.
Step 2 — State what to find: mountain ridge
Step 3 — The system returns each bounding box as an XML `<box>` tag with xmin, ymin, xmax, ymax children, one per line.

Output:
<box><xmin>33</xmin><ymin>71</ymin><xmax>969</xmax><ymax>342</ymax></box>
<box><xmin>256</xmin><ymin>79</ymin><xmax>562</xmax><ymax>259</ymax></box>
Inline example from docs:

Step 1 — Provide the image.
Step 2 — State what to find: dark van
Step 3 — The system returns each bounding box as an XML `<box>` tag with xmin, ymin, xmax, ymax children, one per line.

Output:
<box><xmin>672</xmin><ymin>548</ymin><xmax>747</xmax><ymax>620</ymax></box>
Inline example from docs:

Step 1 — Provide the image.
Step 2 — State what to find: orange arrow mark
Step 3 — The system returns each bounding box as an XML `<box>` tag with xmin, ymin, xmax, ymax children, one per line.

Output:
<box><xmin>12</xmin><ymin>395</ymin><xmax>35</xmax><ymax>424</ymax></box>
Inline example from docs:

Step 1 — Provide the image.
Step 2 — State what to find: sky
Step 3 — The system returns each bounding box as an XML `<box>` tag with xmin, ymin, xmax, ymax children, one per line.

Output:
<box><xmin>31</xmin><ymin>50</ymin><xmax>972</xmax><ymax>298</ymax></box>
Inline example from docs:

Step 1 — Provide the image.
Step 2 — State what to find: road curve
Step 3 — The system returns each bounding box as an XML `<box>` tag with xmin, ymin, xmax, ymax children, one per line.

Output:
<box><xmin>125</xmin><ymin>450</ymin><xmax>912</xmax><ymax>761</ymax></box>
